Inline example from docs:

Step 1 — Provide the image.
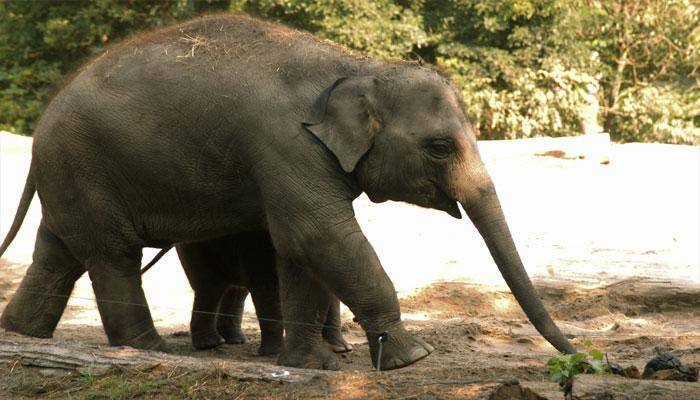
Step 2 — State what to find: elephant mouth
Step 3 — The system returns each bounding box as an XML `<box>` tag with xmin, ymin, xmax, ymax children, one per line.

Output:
<box><xmin>432</xmin><ymin>185</ymin><xmax>462</xmax><ymax>219</ymax></box>
<box><xmin>365</xmin><ymin>190</ymin><xmax>389</xmax><ymax>204</ymax></box>
<box><xmin>365</xmin><ymin>182</ymin><xmax>461</xmax><ymax>219</ymax></box>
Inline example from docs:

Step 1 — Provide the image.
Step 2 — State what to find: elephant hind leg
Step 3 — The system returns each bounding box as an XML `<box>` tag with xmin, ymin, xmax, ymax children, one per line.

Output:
<box><xmin>1</xmin><ymin>220</ymin><xmax>85</xmax><ymax>338</ymax></box>
<box><xmin>86</xmin><ymin>252</ymin><xmax>166</xmax><ymax>351</ymax></box>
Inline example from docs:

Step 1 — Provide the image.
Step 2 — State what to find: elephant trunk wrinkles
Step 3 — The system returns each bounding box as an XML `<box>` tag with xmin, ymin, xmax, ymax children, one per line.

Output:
<box><xmin>458</xmin><ymin>179</ymin><xmax>576</xmax><ymax>355</ymax></box>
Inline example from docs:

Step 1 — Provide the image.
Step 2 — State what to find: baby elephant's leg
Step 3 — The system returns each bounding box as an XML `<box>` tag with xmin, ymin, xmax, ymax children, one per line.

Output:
<box><xmin>216</xmin><ymin>286</ymin><xmax>248</xmax><ymax>344</ymax></box>
<box><xmin>176</xmin><ymin>243</ymin><xmax>227</xmax><ymax>350</ymax></box>
<box><xmin>248</xmin><ymin>283</ymin><xmax>284</xmax><ymax>355</ymax></box>
<box><xmin>190</xmin><ymin>286</ymin><xmax>229</xmax><ymax>349</ymax></box>
<box><xmin>322</xmin><ymin>295</ymin><xmax>353</xmax><ymax>353</ymax></box>
<box><xmin>276</xmin><ymin>257</ymin><xmax>339</xmax><ymax>370</ymax></box>
<box><xmin>239</xmin><ymin>232</ymin><xmax>284</xmax><ymax>356</ymax></box>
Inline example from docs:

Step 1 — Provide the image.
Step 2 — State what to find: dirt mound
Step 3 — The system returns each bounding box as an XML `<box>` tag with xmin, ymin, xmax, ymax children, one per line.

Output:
<box><xmin>541</xmin><ymin>279</ymin><xmax>700</xmax><ymax>320</ymax></box>
<box><xmin>401</xmin><ymin>278</ymin><xmax>700</xmax><ymax>322</ymax></box>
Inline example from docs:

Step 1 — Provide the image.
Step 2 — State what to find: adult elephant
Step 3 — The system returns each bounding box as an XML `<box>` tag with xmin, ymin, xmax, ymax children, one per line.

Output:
<box><xmin>0</xmin><ymin>14</ymin><xmax>575</xmax><ymax>370</ymax></box>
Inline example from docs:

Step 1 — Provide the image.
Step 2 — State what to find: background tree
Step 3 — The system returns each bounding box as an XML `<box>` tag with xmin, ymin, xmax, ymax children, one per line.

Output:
<box><xmin>231</xmin><ymin>0</ymin><xmax>427</xmax><ymax>59</ymax></box>
<box><xmin>414</xmin><ymin>0</ymin><xmax>599</xmax><ymax>139</ymax></box>
<box><xmin>1</xmin><ymin>0</ymin><xmax>697</xmax><ymax>144</ymax></box>
<box><xmin>233</xmin><ymin>0</ymin><xmax>599</xmax><ymax>140</ymax></box>
<box><xmin>0</xmin><ymin>0</ymin><xmax>208</xmax><ymax>134</ymax></box>
<box><xmin>577</xmin><ymin>0</ymin><xmax>699</xmax><ymax>144</ymax></box>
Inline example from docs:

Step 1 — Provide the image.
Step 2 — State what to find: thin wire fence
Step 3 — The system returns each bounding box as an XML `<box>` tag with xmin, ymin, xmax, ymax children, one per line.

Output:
<box><xmin>0</xmin><ymin>287</ymin><xmax>697</xmax><ymax>340</ymax></box>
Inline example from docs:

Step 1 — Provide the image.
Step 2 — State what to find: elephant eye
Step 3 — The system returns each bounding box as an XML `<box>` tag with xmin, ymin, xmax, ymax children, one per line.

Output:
<box><xmin>424</xmin><ymin>138</ymin><xmax>453</xmax><ymax>159</ymax></box>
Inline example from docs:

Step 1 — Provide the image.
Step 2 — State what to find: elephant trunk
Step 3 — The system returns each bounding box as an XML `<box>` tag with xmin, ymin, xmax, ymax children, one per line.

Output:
<box><xmin>457</xmin><ymin>176</ymin><xmax>576</xmax><ymax>355</ymax></box>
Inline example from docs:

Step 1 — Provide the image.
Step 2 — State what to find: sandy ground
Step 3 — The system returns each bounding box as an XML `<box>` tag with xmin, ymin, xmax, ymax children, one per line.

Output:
<box><xmin>0</xmin><ymin>131</ymin><xmax>699</xmax><ymax>398</ymax></box>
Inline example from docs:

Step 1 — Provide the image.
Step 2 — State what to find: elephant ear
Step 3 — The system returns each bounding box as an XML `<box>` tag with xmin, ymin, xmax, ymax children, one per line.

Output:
<box><xmin>303</xmin><ymin>76</ymin><xmax>380</xmax><ymax>173</ymax></box>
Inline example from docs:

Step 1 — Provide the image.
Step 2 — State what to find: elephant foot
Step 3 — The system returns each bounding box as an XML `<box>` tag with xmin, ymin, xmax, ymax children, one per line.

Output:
<box><xmin>258</xmin><ymin>340</ymin><xmax>283</xmax><ymax>356</ymax></box>
<box><xmin>322</xmin><ymin>327</ymin><xmax>353</xmax><ymax>353</ymax></box>
<box><xmin>0</xmin><ymin>312</ymin><xmax>55</xmax><ymax>339</ymax></box>
<box><xmin>277</xmin><ymin>344</ymin><xmax>340</xmax><ymax>370</ymax></box>
<box><xmin>0</xmin><ymin>259</ymin><xmax>83</xmax><ymax>339</ymax></box>
<box><xmin>258</xmin><ymin>324</ymin><xmax>284</xmax><ymax>355</ymax></box>
<box><xmin>368</xmin><ymin>327</ymin><xmax>433</xmax><ymax>371</ymax></box>
<box><xmin>218</xmin><ymin>325</ymin><xmax>248</xmax><ymax>345</ymax></box>
<box><xmin>191</xmin><ymin>331</ymin><xmax>226</xmax><ymax>350</ymax></box>
<box><xmin>114</xmin><ymin>327</ymin><xmax>169</xmax><ymax>352</ymax></box>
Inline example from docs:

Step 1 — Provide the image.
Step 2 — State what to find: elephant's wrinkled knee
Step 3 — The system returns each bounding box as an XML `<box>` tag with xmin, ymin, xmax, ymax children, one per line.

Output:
<box><xmin>26</xmin><ymin>261</ymin><xmax>83</xmax><ymax>285</ymax></box>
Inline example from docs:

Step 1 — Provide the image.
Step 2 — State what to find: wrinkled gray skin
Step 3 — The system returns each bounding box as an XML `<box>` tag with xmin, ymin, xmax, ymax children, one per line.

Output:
<box><xmin>171</xmin><ymin>232</ymin><xmax>351</xmax><ymax>355</ymax></box>
<box><xmin>0</xmin><ymin>14</ymin><xmax>575</xmax><ymax>371</ymax></box>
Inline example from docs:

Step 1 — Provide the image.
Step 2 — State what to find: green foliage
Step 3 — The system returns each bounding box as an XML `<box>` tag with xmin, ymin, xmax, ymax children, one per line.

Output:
<box><xmin>1</xmin><ymin>0</ymin><xmax>697</xmax><ymax>143</ymax></box>
<box><xmin>439</xmin><ymin>53</ymin><xmax>597</xmax><ymax>139</ymax></box>
<box><xmin>609</xmin><ymin>83</ymin><xmax>700</xmax><ymax>145</ymax></box>
<box><xmin>232</xmin><ymin>0</ymin><xmax>427</xmax><ymax>59</ymax></box>
<box><xmin>577</xmin><ymin>0</ymin><xmax>699</xmax><ymax>144</ymax></box>
<box><xmin>548</xmin><ymin>340</ymin><xmax>607</xmax><ymax>398</ymax></box>
<box><xmin>417</xmin><ymin>0</ymin><xmax>598</xmax><ymax>139</ymax></box>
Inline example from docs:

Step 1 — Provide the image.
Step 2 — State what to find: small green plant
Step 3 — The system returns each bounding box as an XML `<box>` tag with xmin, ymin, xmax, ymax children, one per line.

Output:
<box><xmin>547</xmin><ymin>340</ymin><xmax>607</xmax><ymax>399</ymax></box>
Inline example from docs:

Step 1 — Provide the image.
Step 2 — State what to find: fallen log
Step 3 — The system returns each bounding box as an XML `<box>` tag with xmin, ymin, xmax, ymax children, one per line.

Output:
<box><xmin>0</xmin><ymin>335</ymin><xmax>323</xmax><ymax>383</ymax></box>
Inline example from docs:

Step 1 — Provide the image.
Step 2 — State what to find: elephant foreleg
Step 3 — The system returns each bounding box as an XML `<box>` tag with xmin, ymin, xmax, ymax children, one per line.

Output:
<box><xmin>322</xmin><ymin>296</ymin><xmax>353</xmax><ymax>353</ymax></box>
<box><xmin>237</xmin><ymin>233</ymin><xmax>284</xmax><ymax>355</ymax></box>
<box><xmin>268</xmin><ymin>206</ymin><xmax>433</xmax><ymax>370</ymax></box>
<box><xmin>176</xmin><ymin>243</ymin><xmax>230</xmax><ymax>350</ymax></box>
<box><xmin>216</xmin><ymin>286</ymin><xmax>248</xmax><ymax>345</ymax></box>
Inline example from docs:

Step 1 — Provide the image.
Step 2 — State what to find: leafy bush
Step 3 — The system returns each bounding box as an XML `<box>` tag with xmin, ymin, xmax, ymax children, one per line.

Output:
<box><xmin>547</xmin><ymin>340</ymin><xmax>607</xmax><ymax>399</ymax></box>
<box><xmin>421</xmin><ymin>0</ymin><xmax>601</xmax><ymax>139</ymax></box>
<box><xmin>608</xmin><ymin>84</ymin><xmax>700</xmax><ymax>145</ymax></box>
<box><xmin>440</xmin><ymin>56</ymin><xmax>598</xmax><ymax>139</ymax></box>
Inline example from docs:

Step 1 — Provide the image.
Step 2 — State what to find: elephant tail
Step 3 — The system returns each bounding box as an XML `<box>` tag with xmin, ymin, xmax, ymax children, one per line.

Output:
<box><xmin>0</xmin><ymin>171</ymin><xmax>36</xmax><ymax>259</ymax></box>
<box><xmin>140</xmin><ymin>246</ymin><xmax>173</xmax><ymax>274</ymax></box>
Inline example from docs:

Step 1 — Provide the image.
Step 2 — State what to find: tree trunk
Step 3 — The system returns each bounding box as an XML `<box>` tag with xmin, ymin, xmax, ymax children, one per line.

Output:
<box><xmin>609</xmin><ymin>48</ymin><xmax>628</xmax><ymax>112</ymax></box>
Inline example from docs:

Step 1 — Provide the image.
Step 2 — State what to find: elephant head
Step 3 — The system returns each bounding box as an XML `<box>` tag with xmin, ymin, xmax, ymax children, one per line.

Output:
<box><xmin>304</xmin><ymin>65</ymin><xmax>576</xmax><ymax>355</ymax></box>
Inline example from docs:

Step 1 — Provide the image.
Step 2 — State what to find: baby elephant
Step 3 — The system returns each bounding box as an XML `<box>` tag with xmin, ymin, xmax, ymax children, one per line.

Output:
<box><xmin>167</xmin><ymin>231</ymin><xmax>352</xmax><ymax>355</ymax></box>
